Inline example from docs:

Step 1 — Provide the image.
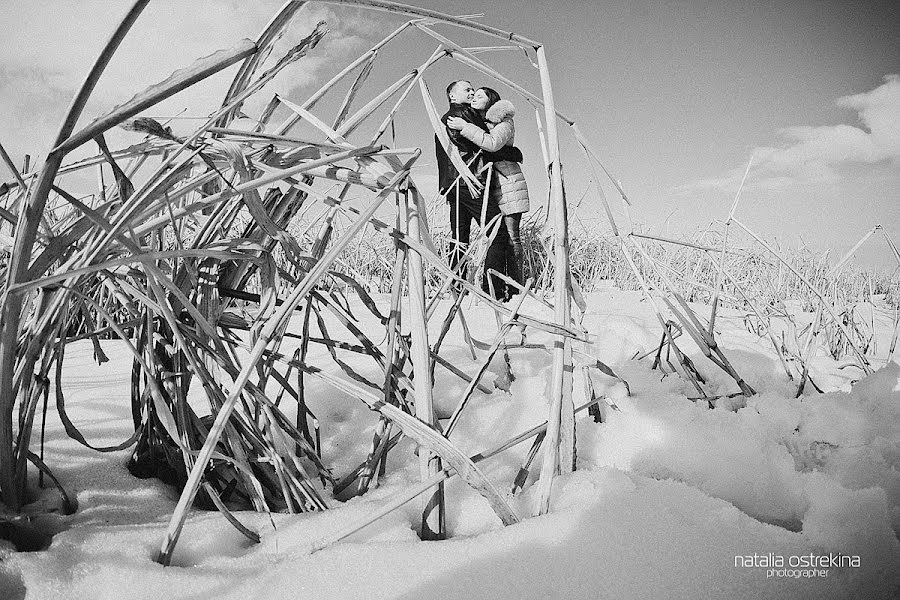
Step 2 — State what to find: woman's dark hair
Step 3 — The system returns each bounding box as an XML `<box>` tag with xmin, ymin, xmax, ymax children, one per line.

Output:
<box><xmin>478</xmin><ymin>87</ymin><xmax>501</xmax><ymax>111</ymax></box>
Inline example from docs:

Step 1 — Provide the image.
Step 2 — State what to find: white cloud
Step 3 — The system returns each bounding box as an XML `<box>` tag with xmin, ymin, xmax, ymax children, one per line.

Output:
<box><xmin>0</xmin><ymin>1</ymin><xmax>375</xmax><ymax>165</ymax></box>
<box><xmin>679</xmin><ymin>74</ymin><xmax>900</xmax><ymax>193</ymax></box>
<box><xmin>838</xmin><ymin>74</ymin><xmax>900</xmax><ymax>159</ymax></box>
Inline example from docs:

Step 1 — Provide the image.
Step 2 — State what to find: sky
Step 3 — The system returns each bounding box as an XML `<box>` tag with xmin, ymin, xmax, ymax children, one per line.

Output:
<box><xmin>0</xmin><ymin>0</ymin><xmax>898</xmax><ymax>269</ymax></box>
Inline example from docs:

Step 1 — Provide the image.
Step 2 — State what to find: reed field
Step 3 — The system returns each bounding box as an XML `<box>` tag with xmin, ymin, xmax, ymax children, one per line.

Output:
<box><xmin>318</xmin><ymin>215</ymin><xmax>900</xmax><ymax>309</ymax></box>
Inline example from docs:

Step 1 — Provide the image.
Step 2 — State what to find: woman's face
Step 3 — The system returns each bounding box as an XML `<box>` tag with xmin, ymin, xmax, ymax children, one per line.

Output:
<box><xmin>471</xmin><ymin>89</ymin><xmax>490</xmax><ymax>111</ymax></box>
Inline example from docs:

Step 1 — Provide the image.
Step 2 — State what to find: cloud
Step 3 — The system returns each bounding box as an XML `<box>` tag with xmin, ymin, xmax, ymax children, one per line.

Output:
<box><xmin>679</xmin><ymin>74</ymin><xmax>900</xmax><ymax>194</ymax></box>
<box><xmin>0</xmin><ymin>1</ymin><xmax>373</xmax><ymax>164</ymax></box>
<box><xmin>837</xmin><ymin>74</ymin><xmax>900</xmax><ymax>159</ymax></box>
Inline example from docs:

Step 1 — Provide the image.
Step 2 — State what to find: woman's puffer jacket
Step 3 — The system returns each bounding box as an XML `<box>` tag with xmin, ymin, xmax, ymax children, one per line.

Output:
<box><xmin>458</xmin><ymin>99</ymin><xmax>530</xmax><ymax>215</ymax></box>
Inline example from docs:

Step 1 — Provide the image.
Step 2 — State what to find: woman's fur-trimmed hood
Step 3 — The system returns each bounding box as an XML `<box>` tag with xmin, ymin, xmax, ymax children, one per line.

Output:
<box><xmin>485</xmin><ymin>99</ymin><xmax>515</xmax><ymax>124</ymax></box>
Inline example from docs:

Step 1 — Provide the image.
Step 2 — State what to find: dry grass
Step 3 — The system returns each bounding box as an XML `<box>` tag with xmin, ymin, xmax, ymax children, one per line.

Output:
<box><xmin>317</xmin><ymin>217</ymin><xmax>898</xmax><ymax>314</ymax></box>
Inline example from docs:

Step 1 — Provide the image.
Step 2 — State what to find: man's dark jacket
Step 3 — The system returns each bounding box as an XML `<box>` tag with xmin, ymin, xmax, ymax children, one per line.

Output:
<box><xmin>435</xmin><ymin>103</ymin><xmax>522</xmax><ymax>202</ymax></box>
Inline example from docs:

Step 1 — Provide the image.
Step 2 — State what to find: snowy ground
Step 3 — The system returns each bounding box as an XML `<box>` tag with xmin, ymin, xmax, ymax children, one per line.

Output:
<box><xmin>1</xmin><ymin>289</ymin><xmax>898</xmax><ymax>599</ymax></box>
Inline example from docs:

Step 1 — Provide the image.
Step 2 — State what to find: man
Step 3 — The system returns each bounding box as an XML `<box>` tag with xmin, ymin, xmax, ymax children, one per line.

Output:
<box><xmin>435</xmin><ymin>80</ymin><xmax>520</xmax><ymax>299</ymax></box>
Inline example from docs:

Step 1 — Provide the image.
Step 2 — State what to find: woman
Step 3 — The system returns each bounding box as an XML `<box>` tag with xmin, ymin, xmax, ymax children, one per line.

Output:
<box><xmin>447</xmin><ymin>87</ymin><xmax>530</xmax><ymax>294</ymax></box>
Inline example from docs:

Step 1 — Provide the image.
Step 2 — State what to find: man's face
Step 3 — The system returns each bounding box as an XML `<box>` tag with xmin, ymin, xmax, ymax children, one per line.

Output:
<box><xmin>449</xmin><ymin>81</ymin><xmax>474</xmax><ymax>104</ymax></box>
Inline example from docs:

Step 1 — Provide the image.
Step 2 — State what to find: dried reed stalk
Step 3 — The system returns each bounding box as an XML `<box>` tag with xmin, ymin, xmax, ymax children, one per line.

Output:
<box><xmin>0</xmin><ymin>0</ymin><xmax>151</xmax><ymax>510</ymax></box>
<box><xmin>535</xmin><ymin>45</ymin><xmax>574</xmax><ymax>516</ymax></box>
<box><xmin>401</xmin><ymin>186</ymin><xmax>445</xmax><ymax>539</ymax></box>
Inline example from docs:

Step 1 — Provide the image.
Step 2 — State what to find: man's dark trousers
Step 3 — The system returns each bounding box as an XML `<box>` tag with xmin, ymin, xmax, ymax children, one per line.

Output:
<box><xmin>447</xmin><ymin>180</ymin><xmax>510</xmax><ymax>300</ymax></box>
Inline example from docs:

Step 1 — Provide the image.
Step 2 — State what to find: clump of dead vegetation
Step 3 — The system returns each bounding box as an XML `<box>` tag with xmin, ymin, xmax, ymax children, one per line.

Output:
<box><xmin>0</xmin><ymin>0</ymin><xmax>891</xmax><ymax>567</ymax></box>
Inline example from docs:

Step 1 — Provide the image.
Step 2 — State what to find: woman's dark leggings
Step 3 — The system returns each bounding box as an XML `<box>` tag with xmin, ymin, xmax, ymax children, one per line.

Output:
<box><xmin>504</xmin><ymin>212</ymin><xmax>525</xmax><ymax>287</ymax></box>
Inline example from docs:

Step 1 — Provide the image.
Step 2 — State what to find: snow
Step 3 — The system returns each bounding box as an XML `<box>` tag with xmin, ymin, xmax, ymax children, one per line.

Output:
<box><xmin>2</xmin><ymin>289</ymin><xmax>899</xmax><ymax>599</ymax></box>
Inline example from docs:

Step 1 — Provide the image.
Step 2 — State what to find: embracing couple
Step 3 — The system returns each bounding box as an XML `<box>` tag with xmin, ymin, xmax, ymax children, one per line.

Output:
<box><xmin>435</xmin><ymin>80</ymin><xmax>530</xmax><ymax>302</ymax></box>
